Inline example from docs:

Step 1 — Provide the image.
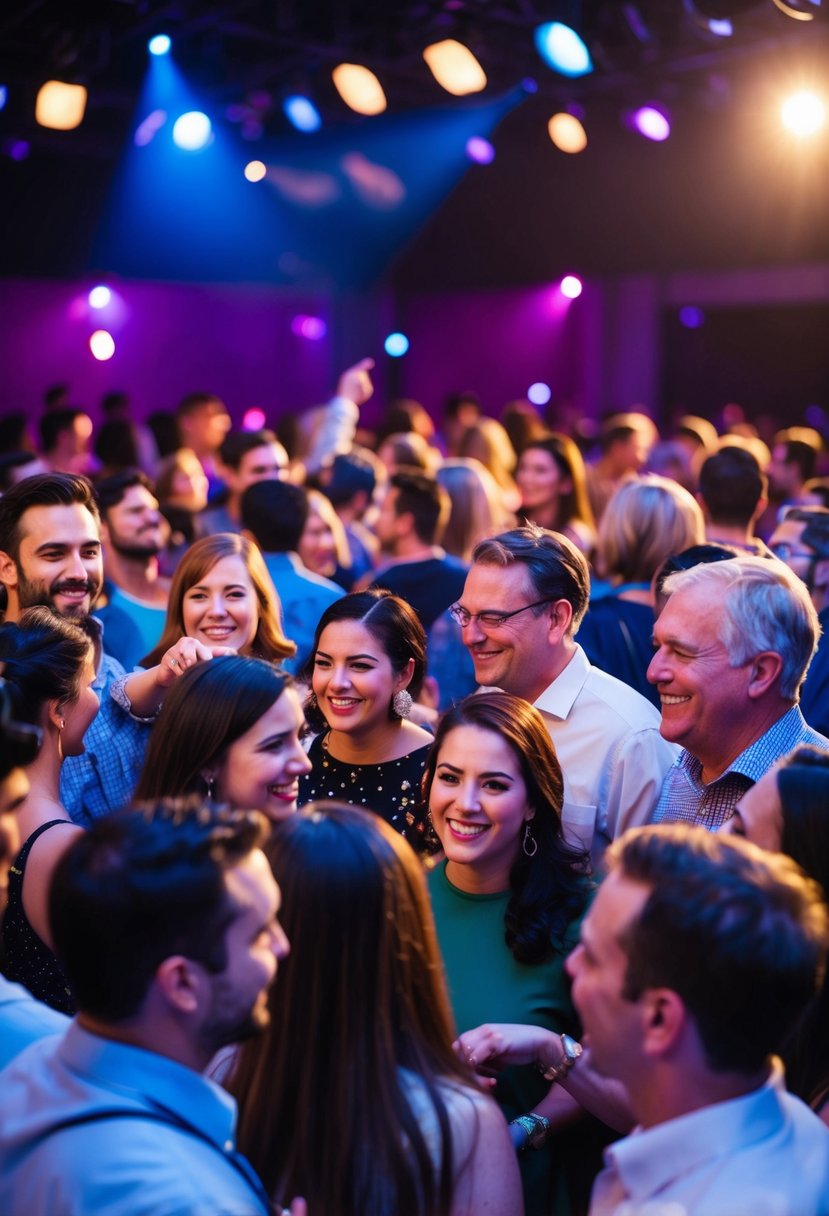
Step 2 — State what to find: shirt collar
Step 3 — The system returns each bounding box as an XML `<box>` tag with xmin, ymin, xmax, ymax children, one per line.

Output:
<box><xmin>606</xmin><ymin>1061</ymin><xmax>785</xmax><ymax>1206</ymax></box>
<box><xmin>679</xmin><ymin>706</ymin><xmax>809</xmax><ymax>785</ymax></box>
<box><xmin>59</xmin><ymin>1021</ymin><xmax>238</xmax><ymax>1148</ymax></box>
<box><xmin>533</xmin><ymin>643</ymin><xmax>589</xmax><ymax>719</ymax></box>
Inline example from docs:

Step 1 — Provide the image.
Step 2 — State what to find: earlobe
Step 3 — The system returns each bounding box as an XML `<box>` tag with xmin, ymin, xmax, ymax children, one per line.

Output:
<box><xmin>0</xmin><ymin>549</ymin><xmax>19</xmax><ymax>589</ymax></box>
<box><xmin>156</xmin><ymin>955</ymin><xmax>202</xmax><ymax>1014</ymax></box>
<box><xmin>747</xmin><ymin>651</ymin><xmax>783</xmax><ymax>698</ymax></box>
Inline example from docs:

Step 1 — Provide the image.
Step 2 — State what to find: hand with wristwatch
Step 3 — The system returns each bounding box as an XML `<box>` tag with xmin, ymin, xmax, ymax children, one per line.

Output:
<box><xmin>506</xmin><ymin>1033</ymin><xmax>583</xmax><ymax>1151</ymax></box>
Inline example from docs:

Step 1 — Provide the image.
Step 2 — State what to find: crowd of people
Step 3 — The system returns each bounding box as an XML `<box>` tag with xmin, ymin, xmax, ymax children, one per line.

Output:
<box><xmin>1</xmin><ymin>369</ymin><xmax>829</xmax><ymax>1215</ymax></box>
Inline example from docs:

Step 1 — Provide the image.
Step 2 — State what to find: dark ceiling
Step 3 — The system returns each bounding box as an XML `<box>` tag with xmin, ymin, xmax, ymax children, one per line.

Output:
<box><xmin>1</xmin><ymin>1</ymin><xmax>828</xmax><ymax>288</ymax></box>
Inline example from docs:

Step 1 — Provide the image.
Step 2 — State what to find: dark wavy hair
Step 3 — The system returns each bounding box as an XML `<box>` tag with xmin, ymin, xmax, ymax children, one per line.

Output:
<box><xmin>229</xmin><ymin>802</ymin><xmax>479</xmax><ymax>1215</ymax></box>
<box><xmin>300</xmin><ymin>588</ymin><xmax>426</xmax><ymax>732</ymax></box>
<box><xmin>0</xmin><ymin>606</ymin><xmax>93</xmax><ymax>723</ymax></box>
<box><xmin>422</xmin><ymin>692</ymin><xmax>591</xmax><ymax>964</ymax></box>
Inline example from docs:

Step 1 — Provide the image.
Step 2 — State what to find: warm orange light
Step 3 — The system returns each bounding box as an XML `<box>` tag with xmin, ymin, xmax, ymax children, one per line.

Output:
<box><xmin>35</xmin><ymin>80</ymin><xmax>87</xmax><ymax>130</ymax></box>
<box><xmin>244</xmin><ymin>160</ymin><xmax>267</xmax><ymax>182</ymax></box>
<box><xmin>332</xmin><ymin>64</ymin><xmax>386</xmax><ymax>115</ymax></box>
<box><xmin>423</xmin><ymin>40</ymin><xmax>487</xmax><ymax>95</ymax></box>
<box><xmin>548</xmin><ymin>112</ymin><xmax>587</xmax><ymax>153</ymax></box>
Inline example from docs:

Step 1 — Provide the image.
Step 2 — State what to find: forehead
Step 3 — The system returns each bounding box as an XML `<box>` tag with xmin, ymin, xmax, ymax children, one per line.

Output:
<box><xmin>318</xmin><ymin>617</ymin><xmax>385</xmax><ymax>657</ymax></box>
<box><xmin>584</xmin><ymin>871</ymin><xmax>649</xmax><ymax>955</ymax></box>
<box><xmin>437</xmin><ymin>724</ymin><xmax>521</xmax><ymax>773</ymax></box>
<box><xmin>237</xmin><ymin>687</ymin><xmax>304</xmax><ymax>744</ymax></box>
<box><xmin>224</xmin><ymin>849</ymin><xmax>279</xmax><ymax>920</ymax></box>
<box><xmin>240</xmin><ymin>443</ymin><xmax>286</xmax><ymax>470</ymax></box>
<box><xmin>113</xmin><ymin>485</ymin><xmax>157</xmax><ymax>512</ymax></box>
<box><xmin>191</xmin><ymin>554</ymin><xmax>252</xmax><ymax>587</ymax></box>
<box><xmin>464</xmin><ymin>560</ymin><xmax>535</xmax><ymax>605</ymax></box>
<box><xmin>655</xmin><ymin>581</ymin><xmax>719</xmax><ymax>640</ymax></box>
<box><xmin>18</xmin><ymin>503</ymin><xmax>100</xmax><ymax>549</ymax></box>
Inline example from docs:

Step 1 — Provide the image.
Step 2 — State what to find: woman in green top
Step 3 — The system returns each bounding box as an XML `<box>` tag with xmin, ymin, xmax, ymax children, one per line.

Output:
<box><xmin>424</xmin><ymin>692</ymin><xmax>603</xmax><ymax>1216</ymax></box>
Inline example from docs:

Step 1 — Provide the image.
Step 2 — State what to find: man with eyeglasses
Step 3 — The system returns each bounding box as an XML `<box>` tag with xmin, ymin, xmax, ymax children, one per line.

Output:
<box><xmin>769</xmin><ymin>506</ymin><xmax>829</xmax><ymax>736</ymax></box>
<box><xmin>454</xmin><ymin>526</ymin><xmax>678</xmax><ymax>867</ymax></box>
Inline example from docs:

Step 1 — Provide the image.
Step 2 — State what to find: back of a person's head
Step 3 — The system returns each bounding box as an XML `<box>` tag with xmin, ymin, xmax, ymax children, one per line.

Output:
<box><xmin>609</xmin><ymin>824</ymin><xmax>828</xmax><ymax>1074</ymax></box>
<box><xmin>598</xmin><ymin>475</ymin><xmax>704</xmax><ymax>584</ymax></box>
<box><xmin>0</xmin><ymin>472</ymin><xmax>99</xmax><ymax>559</ymax></box>
<box><xmin>325</xmin><ymin>450</ymin><xmax>378</xmax><ymax>507</ymax></box>
<box><xmin>390</xmin><ymin>470</ymin><xmax>449</xmax><ymax>546</ymax></box>
<box><xmin>50</xmin><ymin>798</ymin><xmax>267</xmax><ymax>1022</ymax></box>
<box><xmin>698</xmin><ymin>445</ymin><xmax>767</xmax><ymax>527</ymax></box>
<box><xmin>241</xmin><ymin>480</ymin><xmax>308</xmax><ymax>552</ymax></box>
<box><xmin>0</xmin><ymin>607</ymin><xmax>90</xmax><ymax>721</ymax></box>
<box><xmin>145</xmin><ymin>411</ymin><xmax>182</xmax><ymax>458</ymax></box>
<box><xmin>93</xmin><ymin>419</ymin><xmax>141</xmax><ymax>472</ymax></box>
<box><xmin>472</xmin><ymin>524</ymin><xmax>591</xmax><ymax>630</ymax></box>
<box><xmin>653</xmin><ymin>543</ymin><xmax>742</xmax><ymax>607</ymax></box>
<box><xmin>662</xmin><ymin>555</ymin><xmax>819</xmax><ymax>700</ymax></box>
<box><xmin>232</xmin><ymin>802</ymin><xmax>463</xmax><ymax>1210</ymax></box>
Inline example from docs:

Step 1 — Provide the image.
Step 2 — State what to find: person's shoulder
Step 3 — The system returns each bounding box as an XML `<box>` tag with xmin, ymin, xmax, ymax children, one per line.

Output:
<box><xmin>576</xmin><ymin>662</ymin><xmax>663</xmax><ymax>729</ymax></box>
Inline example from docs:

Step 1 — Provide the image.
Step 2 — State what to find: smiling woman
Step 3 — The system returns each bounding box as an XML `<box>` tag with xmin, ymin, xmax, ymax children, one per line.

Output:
<box><xmin>423</xmin><ymin>692</ymin><xmax>596</xmax><ymax>1216</ymax></box>
<box><xmin>133</xmin><ymin>656</ymin><xmax>311</xmax><ymax>823</ymax></box>
<box><xmin>297</xmin><ymin>589</ymin><xmax>434</xmax><ymax>848</ymax></box>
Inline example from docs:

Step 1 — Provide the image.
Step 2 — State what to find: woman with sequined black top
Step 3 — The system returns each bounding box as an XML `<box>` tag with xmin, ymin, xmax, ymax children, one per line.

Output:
<box><xmin>297</xmin><ymin>590</ymin><xmax>434</xmax><ymax>850</ymax></box>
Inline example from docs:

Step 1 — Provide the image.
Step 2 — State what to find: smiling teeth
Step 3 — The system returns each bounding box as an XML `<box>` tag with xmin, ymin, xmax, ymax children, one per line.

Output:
<box><xmin>329</xmin><ymin>698</ymin><xmax>358</xmax><ymax>707</ymax></box>
<box><xmin>661</xmin><ymin>695</ymin><xmax>690</xmax><ymax>705</ymax></box>
<box><xmin>449</xmin><ymin>820</ymin><xmax>488</xmax><ymax>837</ymax></box>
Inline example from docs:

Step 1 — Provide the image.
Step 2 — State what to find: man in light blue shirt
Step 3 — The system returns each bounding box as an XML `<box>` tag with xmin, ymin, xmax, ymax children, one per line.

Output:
<box><xmin>0</xmin><ymin>800</ymin><xmax>299</xmax><ymax>1216</ymax></box>
<box><xmin>567</xmin><ymin>825</ymin><xmax>829</xmax><ymax>1215</ymax></box>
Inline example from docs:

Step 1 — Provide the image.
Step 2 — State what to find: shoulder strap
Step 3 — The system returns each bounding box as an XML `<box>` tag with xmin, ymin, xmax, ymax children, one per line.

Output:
<box><xmin>35</xmin><ymin>1107</ymin><xmax>274</xmax><ymax>1214</ymax></box>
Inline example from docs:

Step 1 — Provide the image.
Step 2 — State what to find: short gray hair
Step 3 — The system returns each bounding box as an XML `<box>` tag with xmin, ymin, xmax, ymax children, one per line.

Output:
<box><xmin>662</xmin><ymin>556</ymin><xmax>820</xmax><ymax>701</ymax></box>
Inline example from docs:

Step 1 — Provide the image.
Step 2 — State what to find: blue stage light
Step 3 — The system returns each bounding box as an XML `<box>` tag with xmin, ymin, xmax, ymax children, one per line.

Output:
<box><xmin>148</xmin><ymin>34</ymin><xmax>172</xmax><ymax>56</ymax></box>
<box><xmin>384</xmin><ymin>332</ymin><xmax>409</xmax><ymax>357</ymax></box>
<box><xmin>283</xmin><ymin>95</ymin><xmax>322</xmax><ymax>133</ymax></box>
<box><xmin>172</xmin><ymin>111</ymin><xmax>212</xmax><ymax>150</ymax></box>
<box><xmin>534</xmin><ymin>23</ymin><xmax>592</xmax><ymax>78</ymax></box>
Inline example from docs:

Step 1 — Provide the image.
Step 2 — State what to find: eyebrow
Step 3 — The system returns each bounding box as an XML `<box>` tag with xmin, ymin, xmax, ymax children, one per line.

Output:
<box><xmin>34</xmin><ymin>539</ymin><xmax>100</xmax><ymax>554</ymax></box>
<box><xmin>188</xmin><ymin>582</ymin><xmax>248</xmax><ymax>593</ymax></box>
<box><xmin>437</xmin><ymin>761</ymin><xmax>514</xmax><ymax>780</ymax></box>
<box><xmin>315</xmin><ymin>650</ymin><xmax>378</xmax><ymax>662</ymax></box>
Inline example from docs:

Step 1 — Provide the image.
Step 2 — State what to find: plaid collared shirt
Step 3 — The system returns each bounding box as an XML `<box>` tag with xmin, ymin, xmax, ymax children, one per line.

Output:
<box><xmin>652</xmin><ymin>706</ymin><xmax>829</xmax><ymax>830</ymax></box>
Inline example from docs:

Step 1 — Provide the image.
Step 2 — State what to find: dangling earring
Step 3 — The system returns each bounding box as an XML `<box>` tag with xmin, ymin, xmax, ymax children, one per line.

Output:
<box><xmin>204</xmin><ymin>774</ymin><xmax>217</xmax><ymax>801</ymax></box>
<box><xmin>523</xmin><ymin>821</ymin><xmax>538</xmax><ymax>858</ymax></box>
<box><xmin>392</xmin><ymin>689</ymin><xmax>414</xmax><ymax>719</ymax></box>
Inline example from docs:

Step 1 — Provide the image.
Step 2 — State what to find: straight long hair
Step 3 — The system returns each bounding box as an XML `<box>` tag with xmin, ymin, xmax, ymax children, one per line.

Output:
<box><xmin>141</xmin><ymin>533</ymin><xmax>294</xmax><ymax>667</ymax></box>
<box><xmin>229</xmin><ymin>803</ymin><xmax>479</xmax><ymax>1215</ymax></box>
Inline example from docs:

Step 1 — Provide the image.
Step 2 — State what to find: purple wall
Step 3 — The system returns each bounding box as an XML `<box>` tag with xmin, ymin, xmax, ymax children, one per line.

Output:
<box><xmin>0</xmin><ymin>277</ymin><xmax>337</xmax><ymax>426</ymax></box>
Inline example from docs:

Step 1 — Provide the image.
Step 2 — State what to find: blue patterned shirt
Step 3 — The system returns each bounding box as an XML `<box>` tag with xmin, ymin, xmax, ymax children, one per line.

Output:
<box><xmin>60</xmin><ymin>621</ymin><xmax>153</xmax><ymax>826</ymax></box>
<box><xmin>653</xmin><ymin>705</ymin><xmax>829</xmax><ymax>830</ymax></box>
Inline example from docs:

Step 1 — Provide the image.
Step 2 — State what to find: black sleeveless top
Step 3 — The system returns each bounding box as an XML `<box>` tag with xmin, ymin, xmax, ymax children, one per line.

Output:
<box><xmin>2</xmin><ymin>819</ymin><xmax>76</xmax><ymax>1014</ymax></box>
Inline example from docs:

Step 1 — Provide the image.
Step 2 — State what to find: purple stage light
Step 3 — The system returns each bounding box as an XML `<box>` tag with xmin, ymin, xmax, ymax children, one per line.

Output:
<box><xmin>560</xmin><ymin>275</ymin><xmax>583</xmax><ymax>299</ymax></box>
<box><xmin>291</xmin><ymin>315</ymin><xmax>327</xmax><ymax>340</ymax></box>
<box><xmin>466</xmin><ymin>136</ymin><xmax>495</xmax><ymax>164</ymax></box>
<box><xmin>632</xmin><ymin>106</ymin><xmax>670</xmax><ymax>142</ymax></box>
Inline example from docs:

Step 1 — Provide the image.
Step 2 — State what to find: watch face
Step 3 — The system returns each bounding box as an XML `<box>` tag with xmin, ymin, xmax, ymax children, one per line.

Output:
<box><xmin>562</xmin><ymin>1034</ymin><xmax>582</xmax><ymax>1063</ymax></box>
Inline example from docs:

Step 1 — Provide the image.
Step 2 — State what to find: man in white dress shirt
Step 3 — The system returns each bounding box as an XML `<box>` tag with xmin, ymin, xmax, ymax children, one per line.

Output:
<box><xmin>567</xmin><ymin>824</ymin><xmax>829</xmax><ymax>1215</ymax></box>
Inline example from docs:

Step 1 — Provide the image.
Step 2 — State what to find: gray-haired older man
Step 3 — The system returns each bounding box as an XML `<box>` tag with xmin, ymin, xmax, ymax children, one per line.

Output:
<box><xmin>649</xmin><ymin>555</ymin><xmax>829</xmax><ymax>829</ymax></box>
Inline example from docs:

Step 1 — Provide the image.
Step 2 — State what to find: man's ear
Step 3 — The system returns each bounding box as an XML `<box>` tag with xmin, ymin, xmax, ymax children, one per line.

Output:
<box><xmin>155</xmin><ymin>955</ymin><xmax>203</xmax><ymax>1014</ymax></box>
<box><xmin>547</xmin><ymin>598</ymin><xmax>573</xmax><ymax>644</ymax></box>
<box><xmin>747</xmin><ymin>651</ymin><xmax>783</xmax><ymax>699</ymax></box>
<box><xmin>0</xmin><ymin>549</ymin><xmax>19</xmax><ymax>591</ymax></box>
<box><xmin>641</xmin><ymin>989</ymin><xmax>686</xmax><ymax>1058</ymax></box>
<box><xmin>813</xmin><ymin>557</ymin><xmax>829</xmax><ymax>594</ymax></box>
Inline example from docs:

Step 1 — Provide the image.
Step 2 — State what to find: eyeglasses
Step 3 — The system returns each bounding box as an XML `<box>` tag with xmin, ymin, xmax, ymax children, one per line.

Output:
<box><xmin>769</xmin><ymin>543</ymin><xmax>816</xmax><ymax>562</ymax></box>
<box><xmin>449</xmin><ymin>599</ymin><xmax>551</xmax><ymax>630</ymax></box>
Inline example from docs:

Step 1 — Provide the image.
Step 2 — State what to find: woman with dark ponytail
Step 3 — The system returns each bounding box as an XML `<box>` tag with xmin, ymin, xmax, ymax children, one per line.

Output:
<box><xmin>423</xmin><ymin>691</ymin><xmax>597</xmax><ymax>1216</ymax></box>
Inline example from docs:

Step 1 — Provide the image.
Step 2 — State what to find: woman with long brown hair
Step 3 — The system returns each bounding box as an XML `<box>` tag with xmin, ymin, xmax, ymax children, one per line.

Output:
<box><xmin>227</xmin><ymin>802</ymin><xmax>520</xmax><ymax>1216</ymax></box>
